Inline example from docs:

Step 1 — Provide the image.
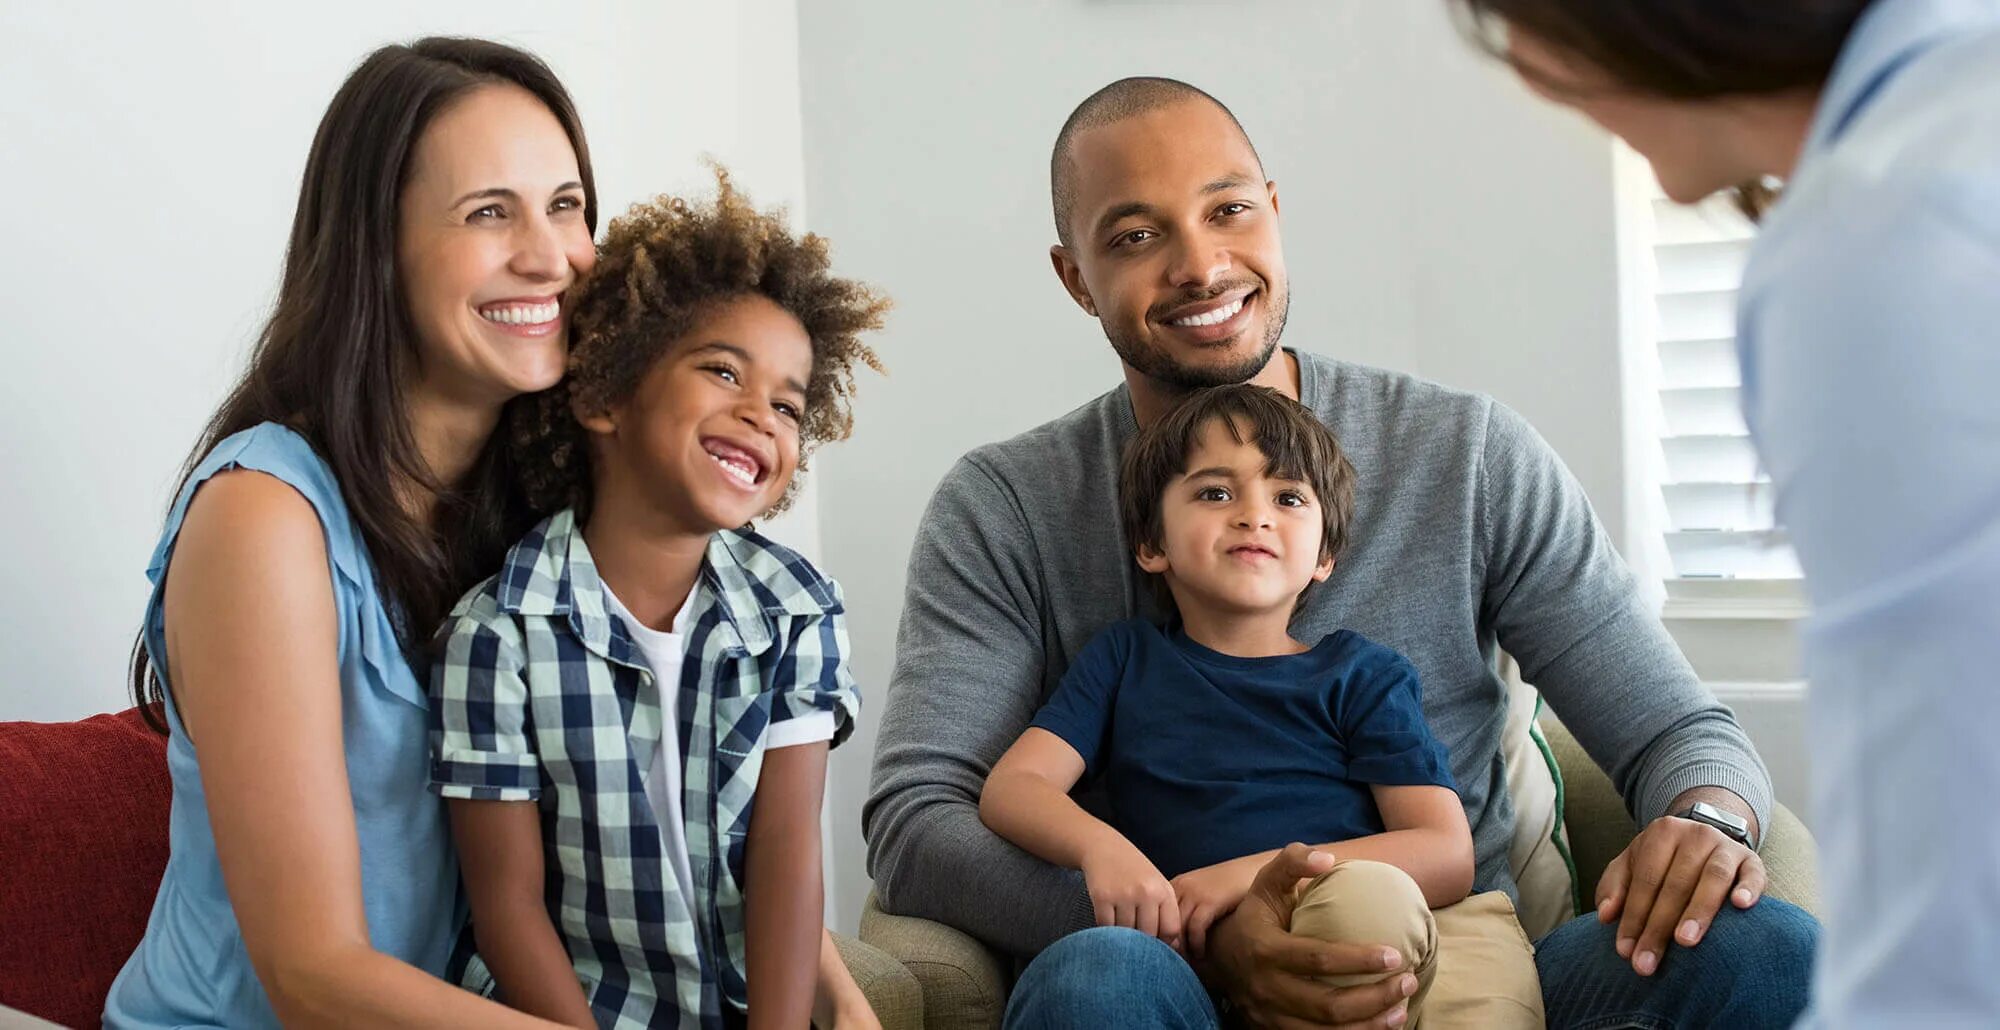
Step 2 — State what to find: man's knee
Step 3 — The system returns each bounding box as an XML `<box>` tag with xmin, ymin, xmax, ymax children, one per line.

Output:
<box><xmin>1535</xmin><ymin>897</ymin><xmax>1818</xmax><ymax>1028</ymax></box>
<box><xmin>1003</xmin><ymin>926</ymin><xmax>1216</xmax><ymax>1029</ymax></box>
<box><xmin>1544</xmin><ymin>896</ymin><xmax>1816</xmax><ymax>981</ymax></box>
<box><xmin>1691</xmin><ymin>896</ymin><xmax>1819</xmax><ymax>988</ymax></box>
<box><xmin>1290</xmin><ymin>860</ymin><xmax>1438</xmax><ymax>988</ymax></box>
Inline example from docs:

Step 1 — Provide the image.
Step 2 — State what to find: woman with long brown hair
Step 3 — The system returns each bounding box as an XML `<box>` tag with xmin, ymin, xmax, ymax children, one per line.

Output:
<box><xmin>105</xmin><ymin>38</ymin><xmax>598</xmax><ymax>1028</ymax></box>
<box><xmin>1454</xmin><ymin>1</ymin><xmax>2000</xmax><ymax>1025</ymax></box>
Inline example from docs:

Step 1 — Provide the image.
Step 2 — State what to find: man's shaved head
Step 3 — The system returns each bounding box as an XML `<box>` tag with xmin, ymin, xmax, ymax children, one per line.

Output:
<box><xmin>1050</xmin><ymin>76</ymin><xmax>1264</xmax><ymax>247</ymax></box>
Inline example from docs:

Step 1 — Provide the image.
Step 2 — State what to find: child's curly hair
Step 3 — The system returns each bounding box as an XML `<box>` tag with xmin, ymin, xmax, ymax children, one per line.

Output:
<box><xmin>513</xmin><ymin>164</ymin><xmax>888</xmax><ymax>518</ymax></box>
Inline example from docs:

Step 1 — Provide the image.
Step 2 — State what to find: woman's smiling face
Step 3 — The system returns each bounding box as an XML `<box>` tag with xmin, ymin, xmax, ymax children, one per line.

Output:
<box><xmin>396</xmin><ymin>83</ymin><xmax>595</xmax><ymax>412</ymax></box>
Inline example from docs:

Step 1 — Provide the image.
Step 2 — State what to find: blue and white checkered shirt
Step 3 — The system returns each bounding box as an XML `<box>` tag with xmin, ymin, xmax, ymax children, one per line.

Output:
<box><xmin>428</xmin><ymin>508</ymin><xmax>859</xmax><ymax>1029</ymax></box>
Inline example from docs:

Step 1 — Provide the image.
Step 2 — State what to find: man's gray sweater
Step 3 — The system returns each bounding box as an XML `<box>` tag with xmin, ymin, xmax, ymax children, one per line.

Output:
<box><xmin>864</xmin><ymin>350</ymin><xmax>1772</xmax><ymax>955</ymax></box>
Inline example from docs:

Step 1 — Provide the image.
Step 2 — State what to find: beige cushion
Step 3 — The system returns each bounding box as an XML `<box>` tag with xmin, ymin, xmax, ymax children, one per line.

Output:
<box><xmin>833</xmin><ymin>931</ymin><xmax>926</xmax><ymax>1030</ymax></box>
<box><xmin>859</xmin><ymin>897</ymin><xmax>1008</xmax><ymax>1030</ymax></box>
<box><xmin>1497</xmin><ymin>654</ymin><xmax>1579</xmax><ymax>940</ymax></box>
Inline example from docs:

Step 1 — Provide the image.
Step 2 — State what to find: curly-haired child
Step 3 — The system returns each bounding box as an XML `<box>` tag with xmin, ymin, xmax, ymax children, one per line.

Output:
<box><xmin>426</xmin><ymin>166</ymin><xmax>888</xmax><ymax>1030</ymax></box>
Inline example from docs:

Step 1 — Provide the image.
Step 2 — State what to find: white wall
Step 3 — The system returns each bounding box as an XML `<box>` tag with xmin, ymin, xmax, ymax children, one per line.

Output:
<box><xmin>795</xmin><ymin>0</ymin><xmax>1634</xmax><ymax>933</ymax></box>
<box><xmin>0</xmin><ymin>0</ymin><xmax>814</xmax><ymax>722</ymax></box>
<box><xmin>0</xmin><ymin>0</ymin><xmax>869</xmax><ymax>916</ymax></box>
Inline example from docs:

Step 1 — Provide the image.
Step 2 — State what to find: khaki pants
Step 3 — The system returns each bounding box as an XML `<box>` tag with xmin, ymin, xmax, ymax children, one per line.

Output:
<box><xmin>1289</xmin><ymin>860</ymin><xmax>1544</xmax><ymax>1029</ymax></box>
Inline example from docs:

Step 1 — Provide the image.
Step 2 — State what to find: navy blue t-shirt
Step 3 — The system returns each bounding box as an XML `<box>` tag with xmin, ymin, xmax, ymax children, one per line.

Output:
<box><xmin>1030</xmin><ymin>619</ymin><xmax>1457</xmax><ymax>879</ymax></box>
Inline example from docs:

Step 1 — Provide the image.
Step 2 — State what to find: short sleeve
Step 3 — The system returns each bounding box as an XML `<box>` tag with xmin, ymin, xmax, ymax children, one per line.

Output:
<box><xmin>427</xmin><ymin>609</ymin><xmax>542</xmax><ymax>801</ymax></box>
<box><xmin>1339</xmin><ymin>652</ymin><xmax>1456</xmax><ymax>791</ymax></box>
<box><xmin>766</xmin><ymin>711</ymin><xmax>837</xmax><ymax>750</ymax></box>
<box><xmin>1026</xmin><ymin>623</ymin><xmax>1131</xmax><ymax>778</ymax></box>
<box><xmin>769</xmin><ymin>590</ymin><xmax>862</xmax><ymax>750</ymax></box>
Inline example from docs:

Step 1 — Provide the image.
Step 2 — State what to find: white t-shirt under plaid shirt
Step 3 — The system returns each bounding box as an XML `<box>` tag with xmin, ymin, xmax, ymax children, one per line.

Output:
<box><xmin>427</xmin><ymin>508</ymin><xmax>860</xmax><ymax>1029</ymax></box>
<box><xmin>600</xmin><ymin>585</ymin><xmax>837</xmax><ymax>923</ymax></box>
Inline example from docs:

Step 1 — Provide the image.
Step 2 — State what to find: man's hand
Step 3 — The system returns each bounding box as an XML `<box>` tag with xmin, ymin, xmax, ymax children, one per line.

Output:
<box><xmin>1080</xmin><ymin>836</ymin><xmax>1183</xmax><ymax>946</ymax></box>
<box><xmin>1204</xmin><ymin>844</ymin><xmax>1419</xmax><ymax>1029</ymax></box>
<box><xmin>1171</xmin><ymin>853</ymin><xmax>1264</xmax><ymax>959</ymax></box>
<box><xmin>1597</xmin><ymin>813</ymin><xmax>1765</xmax><ymax>976</ymax></box>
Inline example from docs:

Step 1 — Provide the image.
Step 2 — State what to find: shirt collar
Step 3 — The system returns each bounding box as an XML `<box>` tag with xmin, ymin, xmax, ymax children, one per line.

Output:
<box><xmin>701</xmin><ymin>528</ymin><xmax>843</xmax><ymax>656</ymax></box>
<box><xmin>492</xmin><ymin>508</ymin><xmax>839</xmax><ymax>660</ymax></box>
<box><xmin>1803</xmin><ymin>0</ymin><xmax>2000</xmax><ymax>161</ymax></box>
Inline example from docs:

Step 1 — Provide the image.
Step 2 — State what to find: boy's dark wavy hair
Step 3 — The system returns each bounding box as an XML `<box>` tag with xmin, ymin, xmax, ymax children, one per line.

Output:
<box><xmin>513</xmin><ymin>164</ymin><xmax>888</xmax><ymax>519</ymax></box>
<box><xmin>1119</xmin><ymin>384</ymin><xmax>1356</xmax><ymax>619</ymax></box>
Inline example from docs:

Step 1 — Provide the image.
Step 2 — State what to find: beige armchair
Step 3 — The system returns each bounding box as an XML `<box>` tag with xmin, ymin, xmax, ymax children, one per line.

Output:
<box><xmin>830</xmin><ymin>932</ymin><xmax>928</xmax><ymax>1029</ymax></box>
<box><xmin>847</xmin><ymin>718</ymin><xmax>1819</xmax><ymax>1030</ymax></box>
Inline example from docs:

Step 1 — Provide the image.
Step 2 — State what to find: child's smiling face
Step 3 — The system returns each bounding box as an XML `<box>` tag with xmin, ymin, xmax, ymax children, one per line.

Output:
<box><xmin>1136</xmin><ymin>416</ymin><xmax>1334</xmax><ymax>618</ymax></box>
<box><xmin>583</xmin><ymin>293</ymin><xmax>814</xmax><ymax>533</ymax></box>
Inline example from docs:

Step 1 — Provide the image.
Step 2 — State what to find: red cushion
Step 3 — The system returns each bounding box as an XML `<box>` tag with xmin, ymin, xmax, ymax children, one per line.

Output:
<box><xmin>0</xmin><ymin>706</ymin><xmax>170</xmax><ymax>1028</ymax></box>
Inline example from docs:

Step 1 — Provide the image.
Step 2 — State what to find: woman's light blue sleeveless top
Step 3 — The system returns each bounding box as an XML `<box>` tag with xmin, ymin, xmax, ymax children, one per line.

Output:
<box><xmin>104</xmin><ymin>423</ymin><xmax>459</xmax><ymax>1028</ymax></box>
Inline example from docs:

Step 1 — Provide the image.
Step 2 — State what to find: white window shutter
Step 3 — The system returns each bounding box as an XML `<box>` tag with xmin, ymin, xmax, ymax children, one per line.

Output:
<box><xmin>1622</xmin><ymin>160</ymin><xmax>1810</xmax><ymax>822</ymax></box>
<box><xmin>1645</xmin><ymin>192</ymin><xmax>1804</xmax><ymax>587</ymax></box>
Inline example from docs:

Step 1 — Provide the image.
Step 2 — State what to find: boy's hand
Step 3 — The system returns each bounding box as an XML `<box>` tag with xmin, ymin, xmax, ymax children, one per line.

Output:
<box><xmin>1080</xmin><ymin>838</ymin><xmax>1183</xmax><ymax>946</ymax></box>
<box><xmin>1171</xmin><ymin>853</ymin><xmax>1266</xmax><ymax>959</ymax></box>
<box><xmin>813</xmin><ymin>929</ymin><xmax>881</xmax><ymax>1030</ymax></box>
<box><xmin>814</xmin><ymin>991</ymin><xmax>881</xmax><ymax>1030</ymax></box>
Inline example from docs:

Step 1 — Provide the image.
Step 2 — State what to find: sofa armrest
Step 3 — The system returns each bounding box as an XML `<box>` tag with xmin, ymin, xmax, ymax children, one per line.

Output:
<box><xmin>0</xmin><ymin>1003</ymin><xmax>65</xmax><ymax>1029</ymax></box>
<box><xmin>831</xmin><ymin>930</ymin><xmax>925</xmax><ymax>1030</ymax></box>
<box><xmin>1752</xmin><ymin>804</ymin><xmax>1819</xmax><ymax>915</ymax></box>
<box><xmin>859</xmin><ymin>892</ymin><xmax>1008</xmax><ymax>1030</ymax></box>
<box><xmin>1543</xmin><ymin>717</ymin><xmax>1820</xmax><ymax>916</ymax></box>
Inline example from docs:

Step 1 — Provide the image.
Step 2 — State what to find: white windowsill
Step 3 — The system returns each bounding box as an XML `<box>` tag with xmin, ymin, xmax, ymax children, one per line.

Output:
<box><xmin>1662</xmin><ymin>577</ymin><xmax>1810</xmax><ymax>621</ymax></box>
<box><xmin>1705</xmin><ymin>679</ymin><xmax>1809</xmax><ymax>698</ymax></box>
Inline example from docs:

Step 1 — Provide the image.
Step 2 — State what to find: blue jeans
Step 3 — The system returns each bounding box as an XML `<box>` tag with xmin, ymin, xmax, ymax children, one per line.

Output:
<box><xmin>1003</xmin><ymin>899</ymin><xmax>1818</xmax><ymax>1029</ymax></box>
<box><xmin>1003</xmin><ymin>927</ymin><xmax>1217</xmax><ymax>1029</ymax></box>
<box><xmin>1535</xmin><ymin>896</ymin><xmax>1819</xmax><ymax>1029</ymax></box>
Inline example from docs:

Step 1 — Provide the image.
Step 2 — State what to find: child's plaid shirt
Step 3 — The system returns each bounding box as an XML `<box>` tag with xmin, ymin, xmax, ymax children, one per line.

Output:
<box><xmin>427</xmin><ymin>508</ymin><xmax>859</xmax><ymax>1029</ymax></box>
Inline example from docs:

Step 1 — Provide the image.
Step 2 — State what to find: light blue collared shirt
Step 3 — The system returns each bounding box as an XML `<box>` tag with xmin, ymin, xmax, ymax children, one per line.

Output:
<box><xmin>1736</xmin><ymin>1</ymin><xmax>2000</xmax><ymax>1025</ymax></box>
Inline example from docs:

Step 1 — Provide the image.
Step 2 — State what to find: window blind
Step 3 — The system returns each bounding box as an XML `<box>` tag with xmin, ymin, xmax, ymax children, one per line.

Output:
<box><xmin>1648</xmin><ymin>193</ymin><xmax>1803</xmax><ymax>587</ymax></box>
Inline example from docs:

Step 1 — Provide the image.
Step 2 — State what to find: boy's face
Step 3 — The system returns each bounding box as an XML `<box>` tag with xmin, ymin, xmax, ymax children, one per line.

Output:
<box><xmin>582</xmin><ymin>293</ymin><xmax>813</xmax><ymax>534</ymax></box>
<box><xmin>1136</xmin><ymin>417</ymin><xmax>1334</xmax><ymax>619</ymax></box>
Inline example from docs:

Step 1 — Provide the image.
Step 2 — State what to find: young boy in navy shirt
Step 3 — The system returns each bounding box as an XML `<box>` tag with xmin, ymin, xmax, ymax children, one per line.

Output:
<box><xmin>980</xmin><ymin>384</ymin><xmax>1541</xmax><ymax>1027</ymax></box>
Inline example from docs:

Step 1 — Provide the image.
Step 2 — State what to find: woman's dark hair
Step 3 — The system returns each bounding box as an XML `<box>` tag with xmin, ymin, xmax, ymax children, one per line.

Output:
<box><xmin>1450</xmin><ymin>0</ymin><xmax>1876</xmax><ymax>216</ymax></box>
<box><xmin>131</xmin><ymin>37</ymin><xmax>597</xmax><ymax>732</ymax></box>
<box><xmin>1450</xmin><ymin>0</ymin><xmax>1874</xmax><ymax>99</ymax></box>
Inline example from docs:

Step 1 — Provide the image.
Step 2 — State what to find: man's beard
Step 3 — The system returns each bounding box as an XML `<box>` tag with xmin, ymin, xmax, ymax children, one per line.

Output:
<box><xmin>1106</xmin><ymin>282</ymin><xmax>1291</xmax><ymax>391</ymax></box>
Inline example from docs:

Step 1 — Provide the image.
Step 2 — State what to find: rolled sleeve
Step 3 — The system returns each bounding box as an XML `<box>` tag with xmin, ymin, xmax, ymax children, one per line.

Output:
<box><xmin>767</xmin><ymin>711</ymin><xmax>837</xmax><ymax>750</ymax></box>
<box><xmin>427</xmin><ymin>612</ymin><xmax>541</xmax><ymax>801</ymax></box>
<box><xmin>771</xmin><ymin>602</ymin><xmax>861</xmax><ymax>751</ymax></box>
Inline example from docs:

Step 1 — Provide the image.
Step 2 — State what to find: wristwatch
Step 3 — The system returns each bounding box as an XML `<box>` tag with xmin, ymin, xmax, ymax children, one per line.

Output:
<box><xmin>1675</xmin><ymin>800</ymin><xmax>1754</xmax><ymax>848</ymax></box>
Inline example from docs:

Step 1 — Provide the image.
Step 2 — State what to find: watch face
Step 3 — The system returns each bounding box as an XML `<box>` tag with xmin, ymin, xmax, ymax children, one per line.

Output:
<box><xmin>1687</xmin><ymin>802</ymin><xmax>1749</xmax><ymax>839</ymax></box>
